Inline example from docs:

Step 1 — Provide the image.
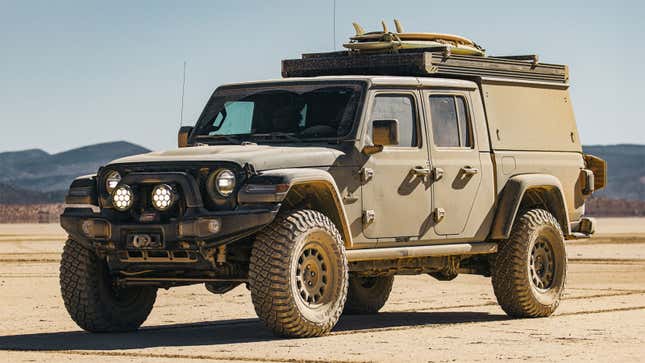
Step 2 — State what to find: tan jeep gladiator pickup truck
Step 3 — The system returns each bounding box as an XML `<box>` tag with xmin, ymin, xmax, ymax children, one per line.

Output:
<box><xmin>60</xmin><ymin>49</ymin><xmax>606</xmax><ymax>337</ymax></box>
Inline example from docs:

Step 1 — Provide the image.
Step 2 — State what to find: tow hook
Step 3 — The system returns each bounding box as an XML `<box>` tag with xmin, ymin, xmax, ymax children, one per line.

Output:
<box><xmin>131</xmin><ymin>234</ymin><xmax>152</xmax><ymax>248</ymax></box>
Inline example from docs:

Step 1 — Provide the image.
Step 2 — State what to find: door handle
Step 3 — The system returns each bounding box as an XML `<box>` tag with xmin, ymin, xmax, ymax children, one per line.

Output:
<box><xmin>411</xmin><ymin>166</ymin><xmax>432</xmax><ymax>176</ymax></box>
<box><xmin>461</xmin><ymin>166</ymin><xmax>479</xmax><ymax>175</ymax></box>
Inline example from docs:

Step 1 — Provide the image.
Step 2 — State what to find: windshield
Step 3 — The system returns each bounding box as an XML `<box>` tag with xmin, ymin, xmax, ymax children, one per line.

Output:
<box><xmin>193</xmin><ymin>82</ymin><xmax>364</xmax><ymax>144</ymax></box>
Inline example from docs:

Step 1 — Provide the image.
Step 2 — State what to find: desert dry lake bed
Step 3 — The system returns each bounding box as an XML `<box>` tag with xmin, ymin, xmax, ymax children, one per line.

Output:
<box><xmin>1</xmin><ymin>218</ymin><xmax>644</xmax><ymax>362</ymax></box>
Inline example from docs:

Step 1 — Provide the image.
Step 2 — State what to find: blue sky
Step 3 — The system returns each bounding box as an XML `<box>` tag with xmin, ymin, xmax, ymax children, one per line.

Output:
<box><xmin>0</xmin><ymin>0</ymin><xmax>642</xmax><ymax>153</ymax></box>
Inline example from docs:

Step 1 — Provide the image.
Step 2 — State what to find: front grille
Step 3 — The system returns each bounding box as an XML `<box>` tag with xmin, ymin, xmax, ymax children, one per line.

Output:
<box><xmin>98</xmin><ymin>161</ymin><xmax>245</xmax><ymax>217</ymax></box>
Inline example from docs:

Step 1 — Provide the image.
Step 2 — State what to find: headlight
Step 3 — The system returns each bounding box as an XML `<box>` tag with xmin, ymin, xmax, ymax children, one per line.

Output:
<box><xmin>112</xmin><ymin>185</ymin><xmax>133</xmax><ymax>211</ymax></box>
<box><xmin>208</xmin><ymin>169</ymin><xmax>236</xmax><ymax>198</ymax></box>
<box><xmin>151</xmin><ymin>184</ymin><xmax>176</xmax><ymax>211</ymax></box>
<box><xmin>105</xmin><ymin>171</ymin><xmax>121</xmax><ymax>193</ymax></box>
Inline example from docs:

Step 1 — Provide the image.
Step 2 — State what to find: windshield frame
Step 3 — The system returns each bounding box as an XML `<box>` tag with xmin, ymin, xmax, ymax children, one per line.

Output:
<box><xmin>190</xmin><ymin>80</ymin><xmax>368</xmax><ymax>145</ymax></box>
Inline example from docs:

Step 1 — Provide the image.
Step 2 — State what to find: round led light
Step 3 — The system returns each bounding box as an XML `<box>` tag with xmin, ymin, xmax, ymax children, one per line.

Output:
<box><xmin>105</xmin><ymin>171</ymin><xmax>122</xmax><ymax>193</ymax></box>
<box><xmin>151</xmin><ymin>184</ymin><xmax>176</xmax><ymax>211</ymax></box>
<box><xmin>214</xmin><ymin>169</ymin><xmax>236</xmax><ymax>197</ymax></box>
<box><xmin>112</xmin><ymin>185</ymin><xmax>133</xmax><ymax>211</ymax></box>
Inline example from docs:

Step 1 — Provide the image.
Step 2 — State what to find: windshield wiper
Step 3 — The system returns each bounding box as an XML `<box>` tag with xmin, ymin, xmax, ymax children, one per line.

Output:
<box><xmin>250</xmin><ymin>132</ymin><xmax>303</xmax><ymax>143</ymax></box>
<box><xmin>194</xmin><ymin>134</ymin><xmax>245</xmax><ymax>144</ymax></box>
<box><xmin>196</xmin><ymin>132</ymin><xmax>341</xmax><ymax>145</ymax></box>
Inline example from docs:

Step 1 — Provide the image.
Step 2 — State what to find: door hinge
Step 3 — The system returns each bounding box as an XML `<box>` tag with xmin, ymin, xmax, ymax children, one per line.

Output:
<box><xmin>434</xmin><ymin>207</ymin><xmax>446</xmax><ymax>223</ymax></box>
<box><xmin>360</xmin><ymin>168</ymin><xmax>374</xmax><ymax>183</ymax></box>
<box><xmin>343</xmin><ymin>190</ymin><xmax>359</xmax><ymax>204</ymax></box>
<box><xmin>363</xmin><ymin>209</ymin><xmax>376</xmax><ymax>225</ymax></box>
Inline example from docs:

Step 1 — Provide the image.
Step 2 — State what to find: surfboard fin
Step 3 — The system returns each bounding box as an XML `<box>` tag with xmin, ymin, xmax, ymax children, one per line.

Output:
<box><xmin>394</xmin><ymin>19</ymin><xmax>404</xmax><ymax>33</ymax></box>
<box><xmin>381</xmin><ymin>20</ymin><xmax>388</xmax><ymax>33</ymax></box>
<box><xmin>352</xmin><ymin>22</ymin><xmax>365</xmax><ymax>36</ymax></box>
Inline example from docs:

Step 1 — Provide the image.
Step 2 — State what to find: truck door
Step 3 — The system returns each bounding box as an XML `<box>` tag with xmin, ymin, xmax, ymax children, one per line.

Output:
<box><xmin>361</xmin><ymin>90</ymin><xmax>435</xmax><ymax>241</ymax></box>
<box><xmin>423</xmin><ymin>91</ymin><xmax>483</xmax><ymax>236</ymax></box>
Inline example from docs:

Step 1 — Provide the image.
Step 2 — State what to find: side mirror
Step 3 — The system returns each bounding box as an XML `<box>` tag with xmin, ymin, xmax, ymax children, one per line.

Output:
<box><xmin>362</xmin><ymin>119</ymin><xmax>399</xmax><ymax>155</ymax></box>
<box><xmin>178</xmin><ymin>126</ymin><xmax>194</xmax><ymax>148</ymax></box>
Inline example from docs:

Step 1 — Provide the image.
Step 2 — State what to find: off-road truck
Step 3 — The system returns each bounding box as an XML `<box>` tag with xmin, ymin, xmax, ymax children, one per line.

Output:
<box><xmin>60</xmin><ymin>49</ymin><xmax>606</xmax><ymax>338</ymax></box>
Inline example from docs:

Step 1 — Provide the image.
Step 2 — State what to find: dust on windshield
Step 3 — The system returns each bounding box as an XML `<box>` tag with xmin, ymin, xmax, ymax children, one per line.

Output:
<box><xmin>193</xmin><ymin>83</ymin><xmax>364</xmax><ymax>144</ymax></box>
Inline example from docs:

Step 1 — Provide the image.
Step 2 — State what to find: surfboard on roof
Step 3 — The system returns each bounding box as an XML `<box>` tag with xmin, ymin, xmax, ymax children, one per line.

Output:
<box><xmin>343</xmin><ymin>19</ymin><xmax>486</xmax><ymax>56</ymax></box>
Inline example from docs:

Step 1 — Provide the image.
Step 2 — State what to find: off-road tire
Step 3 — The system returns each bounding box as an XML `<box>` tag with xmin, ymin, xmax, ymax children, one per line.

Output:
<box><xmin>344</xmin><ymin>275</ymin><xmax>394</xmax><ymax>314</ymax></box>
<box><xmin>60</xmin><ymin>238</ymin><xmax>157</xmax><ymax>332</ymax></box>
<box><xmin>249</xmin><ymin>209</ymin><xmax>348</xmax><ymax>338</ymax></box>
<box><xmin>492</xmin><ymin>209</ymin><xmax>567</xmax><ymax>318</ymax></box>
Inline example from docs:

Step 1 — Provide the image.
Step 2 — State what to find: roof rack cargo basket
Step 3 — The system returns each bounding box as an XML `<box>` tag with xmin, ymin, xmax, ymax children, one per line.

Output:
<box><xmin>282</xmin><ymin>48</ymin><xmax>568</xmax><ymax>84</ymax></box>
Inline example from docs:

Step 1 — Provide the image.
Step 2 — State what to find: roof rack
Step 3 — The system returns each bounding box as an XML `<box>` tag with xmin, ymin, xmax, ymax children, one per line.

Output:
<box><xmin>281</xmin><ymin>48</ymin><xmax>568</xmax><ymax>84</ymax></box>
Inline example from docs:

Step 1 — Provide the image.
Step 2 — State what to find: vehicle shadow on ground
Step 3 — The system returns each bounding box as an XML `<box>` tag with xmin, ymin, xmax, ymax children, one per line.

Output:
<box><xmin>0</xmin><ymin>311</ymin><xmax>507</xmax><ymax>351</ymax></box>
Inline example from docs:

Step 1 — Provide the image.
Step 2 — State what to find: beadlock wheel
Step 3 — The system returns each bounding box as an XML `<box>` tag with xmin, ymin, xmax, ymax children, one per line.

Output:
<box><xmin>249</xmin><ymin>209</ymin><xmax>348</xmax><ymax>338</ymax></box>
<box><xmin>492</xmin><ymin>208</ymin><xmax>567</xmax><ymax>318</ymax></box>
<box><xmin>295</xmin><ymin>240</ymin><xmax>334</xmax><ymax>306</ymax></box>
<box><xmin>530</xmin><ymin>238</ymin><xmax>555</xmax><ymax>290</ymax></box>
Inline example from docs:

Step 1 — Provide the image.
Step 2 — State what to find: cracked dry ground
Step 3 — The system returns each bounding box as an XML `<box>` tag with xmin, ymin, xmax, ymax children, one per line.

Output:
<box><xmin>0</xmin><ymin>220</ymin><xmax>644</xmax><ymax>362</ymax></box>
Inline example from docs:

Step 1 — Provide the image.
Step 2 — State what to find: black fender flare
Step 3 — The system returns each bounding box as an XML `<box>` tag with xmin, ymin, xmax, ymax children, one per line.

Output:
<box><xmin>64</xmin><ymin>174</ymin><xmax>98</xmax><ymax>206</ymax></box>
<box><xmin>238</xmin><ymin>168</ymin><xmax>352</xmax><ymax>247</ymax></box>
<box><xmin>489</xmin><ymin>174</ymin><xmax>570</xmax><ymax>240</ymax></box>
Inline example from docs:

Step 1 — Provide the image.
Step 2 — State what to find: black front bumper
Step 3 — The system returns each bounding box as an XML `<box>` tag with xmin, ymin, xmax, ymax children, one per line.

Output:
<box><xmin>60</xmin><ymin>204</ymin><xmax>279</xmax><ymax>251</ymax></box>
<box><xmin>62</xmin><ymin>169</ymin><xmax>281</xmax><ymax>251</ymax></box>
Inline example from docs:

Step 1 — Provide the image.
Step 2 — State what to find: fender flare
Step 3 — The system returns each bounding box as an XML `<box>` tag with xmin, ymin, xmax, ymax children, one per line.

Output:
<box><xmin>489</xmin><ymin>174</ymin><xmax>570</xmax><ymax>240</ymax></box>
<box><xmin>238</xmin><ymin>168</ymin><xmax>352</xmax><ymax>246</ymax></box>
<box><xmin>65</xmin><ymin>174</ymin><xmax>98</xmax><ymax>206</ymax></box>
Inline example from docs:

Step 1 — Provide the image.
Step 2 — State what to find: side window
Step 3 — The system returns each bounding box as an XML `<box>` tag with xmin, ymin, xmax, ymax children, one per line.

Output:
<box><xmin>369</xmin><ymin>94</ymin><xmax>418</xmax><ymax>147</ymax></box>
<box><xmin>429</xmin><ymin>95</ymin><xmax>472</xmax><ymax>148</ymax></box>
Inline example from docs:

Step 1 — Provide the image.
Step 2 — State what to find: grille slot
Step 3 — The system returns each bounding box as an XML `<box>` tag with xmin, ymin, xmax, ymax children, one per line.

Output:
<box><xmin>118</xmin><ymin>250</ymin><xmax>199</xmax><ymax>263</ymax></box>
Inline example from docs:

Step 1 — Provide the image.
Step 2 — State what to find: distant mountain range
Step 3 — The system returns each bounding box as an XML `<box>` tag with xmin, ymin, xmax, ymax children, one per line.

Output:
<box><xmin>0</xmin><ymin>142</ymin><xmax>642</xmax><ymax>205</ymax></box>
<box><xmin>583</xmin><ymin>144</ymin><xmax>645</xmax><ymax>201</ymax></box>
<box><xmin>0</xmin><ymin>141</ymin><xmax>149</xmax><ymax>204</ymax></box>
<box><xmin>0</xmin><ymin>182</ymin><xmax>63</xmax><ymax>204</ymax></box>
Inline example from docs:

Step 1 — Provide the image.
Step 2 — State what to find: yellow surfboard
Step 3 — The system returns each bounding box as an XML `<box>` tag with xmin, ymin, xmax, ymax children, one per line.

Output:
<box><xmin>343</xmin><ymin>40</ymin><xmax>485</xmax><ymax>56</ymax></box>
<box><xmin>351</xmin><ymin>32</ymin><xmax>476</xmax><ymax>46</ymax></box>
<box><xmin>344</xmin><ymin>20</ymin><xmax>485</xmax><ymax>56</ymax></box>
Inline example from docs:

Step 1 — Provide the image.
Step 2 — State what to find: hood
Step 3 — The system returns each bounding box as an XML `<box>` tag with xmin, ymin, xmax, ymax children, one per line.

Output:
<box><xmin>108</xmin><ymin>144</ymin><xmax>345</xmax><ymax>171</ymax></box>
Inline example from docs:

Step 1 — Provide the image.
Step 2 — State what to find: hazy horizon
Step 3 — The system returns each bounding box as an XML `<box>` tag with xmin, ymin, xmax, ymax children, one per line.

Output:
<box><xmin>1</xmin><ymin>0</ymin><xmax>642</xmax><ymax>153</ymax></box>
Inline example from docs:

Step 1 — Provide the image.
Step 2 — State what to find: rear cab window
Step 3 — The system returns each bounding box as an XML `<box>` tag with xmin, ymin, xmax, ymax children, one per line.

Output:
<box><xmin>429</xmin><ymin>95</ymin><xmax>473</xmax><ymax>148</ymax></box>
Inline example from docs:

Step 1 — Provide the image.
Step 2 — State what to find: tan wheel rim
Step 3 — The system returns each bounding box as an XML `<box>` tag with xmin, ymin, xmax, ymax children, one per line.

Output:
<box><xmin>293</xmin><ymin>230</ymin><xmax>337</xmax><ymax>308</ymax></box>
<box><xmin>529</xmin><ymin>235</ymin><xmax>557</xmax><ymax>292</ymax></box>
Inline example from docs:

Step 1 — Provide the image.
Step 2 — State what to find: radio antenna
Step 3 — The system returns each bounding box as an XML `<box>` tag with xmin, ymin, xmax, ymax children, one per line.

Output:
<box><xmin>332</xmin><ymin>0</ymin><xmax>336</xmax><ymax>50</ymax></box>
<box><xmin>179</xmin><ymin>61</ymin><xmax>187</xmax><ymax>127</ymax></box>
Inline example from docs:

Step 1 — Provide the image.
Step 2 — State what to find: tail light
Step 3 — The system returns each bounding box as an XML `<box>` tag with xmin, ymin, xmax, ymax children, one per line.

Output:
<box><xmin>583</xmin><ymin>154</ymin><xmax>607</xmax><ymax>191</ymax></box>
